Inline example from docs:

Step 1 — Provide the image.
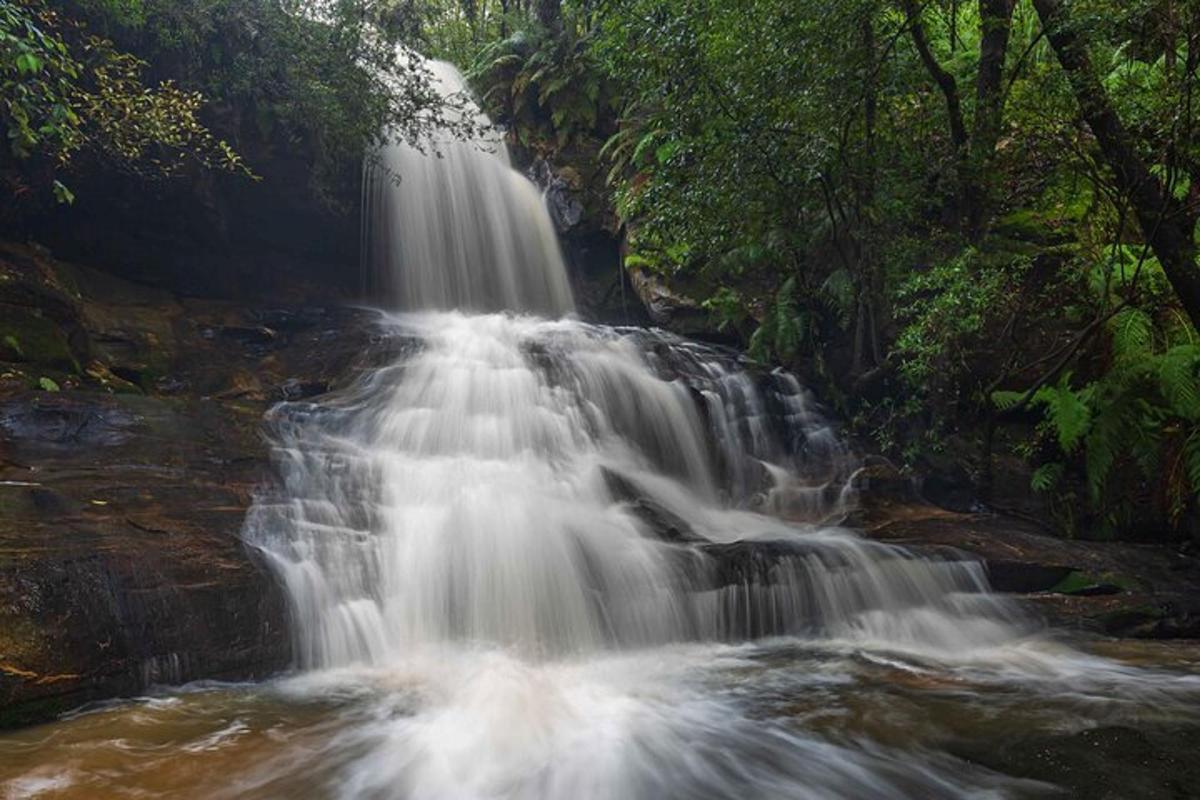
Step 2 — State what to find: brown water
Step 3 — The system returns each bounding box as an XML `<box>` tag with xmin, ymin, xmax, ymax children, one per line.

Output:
<box><xmin>3</xmin><ymin>637</ymin><xmax>1198</xmax><ymax>799</ymax></box>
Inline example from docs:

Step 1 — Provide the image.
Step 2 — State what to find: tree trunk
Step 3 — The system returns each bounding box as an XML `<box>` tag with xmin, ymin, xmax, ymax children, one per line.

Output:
<box><xmin>902</xmin><ymin>0</ymin><xmax>968</xmax><ymax>153</ymax></box>
<box><xmin>1033</xmin><ymin>0</ymin><xmax>1200</xmax><ymax>333</ymax></box>
<box><xmin>965</xmin><ymin>0</ymin><xmax>1016</xmax><ymax>237</ymax></box>
<box><xmin>536</xmin><ymin>0</ymin><xmax>562</xmax><ymax>32</ymax></box>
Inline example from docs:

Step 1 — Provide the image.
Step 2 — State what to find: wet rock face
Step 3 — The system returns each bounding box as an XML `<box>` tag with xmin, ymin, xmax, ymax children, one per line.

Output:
<box><xmin>0</xmin><ymin>245</ymin><xmax>380</xmax><ymax>727</ymax></box>
<box><xmin>955</xmin><ymin>724</ymin><xmax>1200</xmax><ymax>800</ymax></box>
<box><xmin>853</xmin><ymin>465</ymin><xmax>1200</xmax><ymax>639</ymax></box>
<box><xmin>0</xmin><ymin>391</ymin><xmax>290</xmax><ymax>727</ymax></box>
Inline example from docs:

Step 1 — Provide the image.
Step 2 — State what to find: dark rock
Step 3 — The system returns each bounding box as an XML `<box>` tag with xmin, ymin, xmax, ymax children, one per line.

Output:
<box><xmin>602</xmin><ymin>468</ymin><xmax>707</xmax><ymax>544</ymax></box>
<box><xmin>849</xmin><ymin>458</ymin><xmax>922</xmax><ymax>513</ymax></box>
<box><xmin>0</xmin><ymin>250</ymin><xmax>383</xmax><ymax>727</ymax></box>
<box><xmin>563</xmin><ymin>230</ymin><xmax>651</xmax><ymax>326</ymax></box>
<box><xmin>986</xmin><ymin>560</ymin><xmax>1075</xmax><ymax>593</ymax></box>
<box><xmin>1070</xmin><ymin>582</ymin><xmax>1124</xmax><ymax>597</ymax></box>
<box><xmin>531</xmin><ymin>159</ymin><xmax>585</xmax><ymax>232</ymax></box>
<box><xmin>697</xmin><ymin>540</ymin><xmax>814</xmax><ymax>588</ymax></box>
<box><xmin>0</xmin><ymin>390</ymin><xmax>291</xmax><ymax>728</ymax></box>
<box><xmin>0</xmin><ymin>394</ymin><xmax>141</xmax><ymax>448</ymax></box>
<box><xmin>278</xmin><ymin>378</ymin><xmax>329</xmax><ymax>401</ymax></box>
<box><xmin>861</xmin><ymin>500</ymin><xmax>1200</xmax><ymax>638</ymax></box>
<box><xmin>253</xmin><ymin>307</ymin><xmax>329</xmax><ymax>332</ymax></box>
<box><xmin>627</xmin><ymin>266</ymin><xmax>709</xmax><ymax>333</ymax></box>
<box><xmin>956</xmin><ymin>725</ymin><xmax>1200</xmax><ymax>800</ymax></box>
<box><xmin>217</xmin><ymin>325</ymin><xmax>279</xmax><ymax>348</ymax></box>
<box><xmin>154</xmin><ymin>376</ymin><xmax>189</xmax><ymax>394</ymax></box>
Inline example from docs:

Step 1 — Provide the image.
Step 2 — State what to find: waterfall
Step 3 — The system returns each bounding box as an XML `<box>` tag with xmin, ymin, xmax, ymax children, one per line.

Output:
<box><xmin>361</xmin><ymin>61</ymin><xmax>574</xmax><ymax>315</ymax></box>
<box><xmin>248</xmin><ymin>59</ymin><xmax>1030</xmax><ymax>667</ymax></box>
<box><xmin>241</xmin><ymin>60</ymin><xmax>1046</xmax><ymax>798</ymax></box>
<box><xmin>247</xmin><ymin>310</ymin><xmax>1028</xmax><ymax>667</ymax></box>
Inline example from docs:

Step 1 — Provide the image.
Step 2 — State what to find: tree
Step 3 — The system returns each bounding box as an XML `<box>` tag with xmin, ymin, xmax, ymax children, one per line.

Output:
<box><xmin>1</xmin><ymin>0</ymin><xmax>250</xmax><ymax>207</ymax></box>
<box><xmin>536</xmin><ymin>0</ymin><xmax>560</xmax><ymax>32</ymax></box>
<box><xmin>901</xmin><ymin>0</ymin><xmax>1018</xmax><ymax>237</ymax></box>
<box><xmin>1032</xmin><ymin>0</ymin><xmax>1200</xmax><ymax>334</ymax></box>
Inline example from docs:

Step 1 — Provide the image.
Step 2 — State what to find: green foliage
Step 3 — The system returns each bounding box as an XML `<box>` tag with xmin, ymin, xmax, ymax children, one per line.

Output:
<box><xmin>2</xmin><ymin>0</ymin><xmax>471</xmax><ymax>209</ymax></box>
<box><xmin>748</xmin><ymin>277</ymin><xmax>804</xmax><ymax>363</ymax></box>
<box><xmin>472</xmin><ymin>16</ymin><xmax>609</xmax><ymax>151</ymax></box>
<box><xmin>895</xmin><ymin>248</ymin><xmax>1032</xmax><ymax>389</ymax></box>
<box><xmin>1014</xmin><ymin>309</ymin><xmax>1200</xmax><ymax>534</ymax></box>
<box><xmin>1030</xmin><ymin>462</ymin><xmax>1064</xmax><ymax>493</ymax></box>
<box><xmin>85</xmin><ymin>0</ymin><xmax>472</xmax><ymax>209</ymax></box>
<box><xmin>700</xmin><ymin>285</ymin><xmax>743</xmax><ymax>332</ymax></box>
<box><xmin>1</xmin><ymin>0</ymin><xmax>251</xmax><ymax>203</ymax></box>
<box><xmin>1031</xmin><ymin>375</ymin><xmax>1092</xmax><ymax>453</ymax></box>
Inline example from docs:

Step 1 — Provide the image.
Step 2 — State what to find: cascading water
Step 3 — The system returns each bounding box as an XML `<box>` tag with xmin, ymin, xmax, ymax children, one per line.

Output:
<box><xmin>8</xmin><ymin>60</ymin><xmax>1199</xmax><ymax>800</ymax></box>
<box><xmin>361</xmin><ymin>61</ymin><xmax>573</xmax><ymax>315</ymax></box>
<box><xmin>250</xmin><ymin>61</ymin><xmax>1026</xmax><ymax>673</ymax></box>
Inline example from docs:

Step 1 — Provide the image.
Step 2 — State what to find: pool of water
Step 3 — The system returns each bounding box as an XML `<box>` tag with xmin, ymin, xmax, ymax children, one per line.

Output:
<box><xmin>4</xmin><ymin>636</ymin><xmax>1198</xmax><ymax>800</ymax></box>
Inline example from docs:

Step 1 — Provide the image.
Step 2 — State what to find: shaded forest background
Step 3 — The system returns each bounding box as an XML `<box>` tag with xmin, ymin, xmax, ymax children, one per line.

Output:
<box><xmin>3</xmin><ymin>0</ymin><xmax>1200</xmax><ymax>543</ymax></box>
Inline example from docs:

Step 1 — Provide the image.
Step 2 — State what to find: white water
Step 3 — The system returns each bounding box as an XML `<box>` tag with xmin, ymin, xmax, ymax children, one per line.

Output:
<box><xmin>228</xmin><ymin>62</ymin><xmax>1200</xmax><ymax>800</ymax></box>
<box><xmin>362</xmin><ymin>61</ymin><xmax>574</xmax><ymax>315</ymax></box>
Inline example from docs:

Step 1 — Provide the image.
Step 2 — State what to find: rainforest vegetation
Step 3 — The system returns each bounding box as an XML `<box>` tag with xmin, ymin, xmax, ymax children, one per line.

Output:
<box><xmin>3</xmin><ymin>0</ymin><xmax>1200</xmax><ymax>542</ymax></box>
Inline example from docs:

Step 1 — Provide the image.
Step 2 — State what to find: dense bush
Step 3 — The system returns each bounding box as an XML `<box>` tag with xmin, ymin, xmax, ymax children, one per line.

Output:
<box><xmin>460</xmin><ymin>0</ymin><xmax>1200</xmax><ymax>539</ymax></box>
<box><xmin>1</xmin><ymin>0</ymin><xmax>473</xmax><ymax>213</ymax></box>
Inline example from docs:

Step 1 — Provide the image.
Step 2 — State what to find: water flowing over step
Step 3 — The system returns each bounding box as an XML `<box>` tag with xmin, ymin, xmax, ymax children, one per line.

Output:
<box><xmin>254</xmin><ymin>60</ymin><xmax>1028</xmax><ymax>672</ymax></box>
<box><xmin>361</xmin><ymin>60</ymin><xmax>574</xmax><ymax>315</ymax></box>
<box><xmin>246</xmin><ymin>311</ymin><xmax>1027</xmax><ymax>667</ymax></box>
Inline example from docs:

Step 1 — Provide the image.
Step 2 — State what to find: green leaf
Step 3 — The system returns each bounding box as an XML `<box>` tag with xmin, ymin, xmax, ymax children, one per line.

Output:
<box><xmin>1157</xmin><ymin>344</ymin><xmax>1200</xmax><ymax>420</ymax></box>
<box><xmin>1030</xmin><ymin>462</ymin><xmax>1064</xmax><ymax>492</ymax></box>
<box><xmin>1033</xmin><ymin>378</ymin><xmax>1091</xmax><ymax>452</ymax></box>
<box><xmin>38</xmin><ymin>376</ymin><xmax>60</xmax><ymax>392</ymax></box>
<box><xmin>15</xmin><ymin>52</ymin><xmax>43</xmax><ymax>75</ymax></box>
<box><xmin>991</xmin><ymin>390</ymin><xmax>1025</xmax><ymax>411</ymax></box>
<box><xmin>655</xmin><ymin>140</ymin><xmax>680</xmax><ymax>165</ymax></box>
<box><xmin>52</xmin><ymin>180</ymin><xmax>75</xmax><ymax>205</ymax></box>
<box><xmin>1109</xmin><ymin>308</ymin><xmax>1153</xmax><ymax>361</ymax></box>
<box><xmin>1184</xmin><ymin>429</ymin><xmax>1200</xmax><ymax>493</ymax></box>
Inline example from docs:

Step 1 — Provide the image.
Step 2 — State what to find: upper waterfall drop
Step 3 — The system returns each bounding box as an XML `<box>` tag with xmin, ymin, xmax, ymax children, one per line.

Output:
<box><xmin>363</xmin><ymin>60</ymin><xmax>575</xmax><ymax>315</ymax></box>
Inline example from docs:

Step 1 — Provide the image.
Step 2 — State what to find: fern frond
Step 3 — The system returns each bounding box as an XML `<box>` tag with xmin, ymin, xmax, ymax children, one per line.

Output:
<box><xmin>1157</xmin><ymin>344</ymin><xmax>1200</xmax><ymax>420</ymax></box>
<box><xmin>1030</xmin><ymin>462</ymin><xmax>1064</xmax><ymax>492</ymax></box>
<box><xmin>1033</xmin><ymin>379</ymin><xmax>1091</xmax><ymax>453</ymax></box>
<box><xmin>1184</xmin><ymin>428</ymin><xmax>1200</xmax><ymax>493</ymax></box>
<box><xmin>1108</xmin><ymin>307</ymin><xmax>1154</xmax><ymax>361</ymax></box>
<box><xmin>991</xmin><ymin>390</ymin><xmax>1025</xmax><ymax>411</ymax></box>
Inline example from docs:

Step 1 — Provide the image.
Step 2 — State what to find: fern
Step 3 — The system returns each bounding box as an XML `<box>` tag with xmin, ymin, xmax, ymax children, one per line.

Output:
<box><xmin>749</xmin><ymin>278</ymin><xmax>804</xmax><ymax>363</ymax></box>
<box><xmin>1032</xmin><ymin>377</ymin><xmax>1091</xmax><ymax>453</ymax></box>
<box><xmin>470</xmin><ymin>23</ymin><xmax>606</xmax><ymax>152</ymax></box>
<box><xmin>1108</xmin><ymin>307</ymin><xmax>1154</xmax><ymax>361</ymax></box>
<box><xmin>990</xmin><ymin>390</ymin><xmax>1026</xmax><ymax>411</ymax></box>
<box><xmin>1184</xmin><ymin>429</ymin><xmax>1200</xmax><ymax>493</ymax></box>
<box><xmin>1157</xmin><ymin>344</ymin><xmax>1200</xmax><ymax>420</ymax></box>
<box><xmin>1082</xmin><ymin>396</ymin><xmax>1127</xmax><ymax>500</ymax></box>
<box><xmin>1031</xmin><ymin>462</ymin><xmax>1064</xmax><ymax>493</ymax></box>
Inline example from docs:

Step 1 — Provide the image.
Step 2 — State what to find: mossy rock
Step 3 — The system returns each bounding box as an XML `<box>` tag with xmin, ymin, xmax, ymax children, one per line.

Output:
<box><xmin>1049</xmin><ymin>570</ymin><xmax>1132</xmax><ymax>596</ymax></box>
<box><xmin>0</xmin><ymin>306</ymin><xmax>79</xmax><ymax>374</ymax></box>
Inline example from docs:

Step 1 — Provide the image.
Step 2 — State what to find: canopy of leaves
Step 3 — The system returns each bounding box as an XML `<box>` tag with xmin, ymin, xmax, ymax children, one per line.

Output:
<box><xmin>1</xmin><ymin>0</ymin><xmax>250</xmax><ymax>205</ymax></box>
<box><xmin>467</xmin><ymin>0</ymin><xmax>1200</xmax><ymax>538</ymax></box>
